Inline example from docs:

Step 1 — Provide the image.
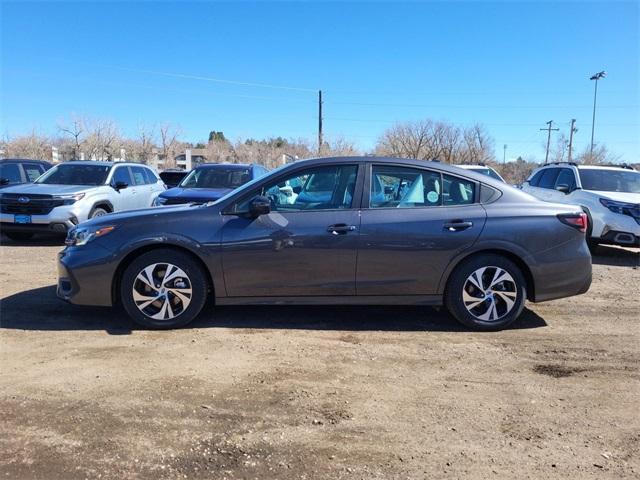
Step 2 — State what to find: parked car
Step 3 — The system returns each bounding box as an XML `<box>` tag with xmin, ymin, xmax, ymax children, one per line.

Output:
<box><xmin>0</xmin><ymin>158</ymin><xmax>51</xmax><ymax>189</ymax></box>
<box><xmin>521</xmin><ymin>162</ymin><xmax>639</xmax><ymax>249</ymax></box>
<box><xmin>159</xmin><ymin>168</ymin><xmax>189</xmax><ymax>188</ymax></box>
<box><xmin>0</xmin><ymin>161</ymin><xmax>164</xmax><ymax>241</ymax></box>
<box><xmin>153</xmin><ymin>163</ymin><xmax>269</xmax><ymax>206</ymax></box>
<box><xmin>456</xmin><ymin>164</ymin><xmax>505</xmax><ymax>182</ymax></box>
<box><xmin>58</xmin><ymin>156</ymin><xmax>592</xmax><ymax>331</ymax></box>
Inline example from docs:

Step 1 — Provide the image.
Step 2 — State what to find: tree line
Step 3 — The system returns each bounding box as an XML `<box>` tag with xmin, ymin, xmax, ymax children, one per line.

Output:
<box><xmin>1</xmin><ymin>115</ymin><xmax>622</xmax><ymax>184</ymax></box>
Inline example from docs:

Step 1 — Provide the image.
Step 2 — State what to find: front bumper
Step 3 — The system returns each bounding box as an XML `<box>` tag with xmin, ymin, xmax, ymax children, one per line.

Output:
<box><xmin>1</xmin><ymin>205</ymin><xmax>85</xmax><ymax>234</ymax></box>
<box><xmin>57</xmin><ymin>244</ymin><xmax>116</xmax><ymax>307</ymax></box>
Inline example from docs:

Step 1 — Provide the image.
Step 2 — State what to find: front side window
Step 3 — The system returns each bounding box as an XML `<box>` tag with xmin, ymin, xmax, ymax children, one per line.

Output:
<box><xmin>555</xmin><ymin>168</ymin><xmax>576</xmax><ymax>190</ymax></box>
<box><xmin>579</xmin><ymin>169</ymin><xmax>640</xmax><ymax>193</ymax></box>
<box><xmin>0</xmin><ymin>163</ymin><xmax>22</xmax><ymax>183</ymax></box>
<box><xmin>112</xmin><ymin>166</ymin><xmax>133</xmax><ymax>186</ymax></box>
<box><xmin>181</xmin><ymin>167</ymin><xmax>252</xmax><ymax>189</ymax></box>
<box><xmin>36</xmin><ymin>164</ymin><xmax>111</xmax><ymax>186</ymax></box>
<box><xmin>234</xmin><ymin>164</ymin><xmax>358</xmax><ymax>212</ymax></box>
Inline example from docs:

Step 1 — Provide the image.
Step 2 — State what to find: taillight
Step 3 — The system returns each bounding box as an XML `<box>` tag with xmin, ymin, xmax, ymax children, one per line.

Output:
<box><xmin>557</xmin><ymin>212</ymin><xmax>588</xmax><ymax>233</ymax></box>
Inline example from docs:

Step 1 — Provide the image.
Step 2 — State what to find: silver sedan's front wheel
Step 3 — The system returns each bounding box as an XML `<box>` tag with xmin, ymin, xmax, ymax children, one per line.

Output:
<box><xmin>121</xmin><ymin>249</ymin><xmax>208</xmax><ymax>329</ymax></box>
<box><xmin>445</xmin><ymin>254</ymin><xmax>526</xmax><ymax>330</ymax></box>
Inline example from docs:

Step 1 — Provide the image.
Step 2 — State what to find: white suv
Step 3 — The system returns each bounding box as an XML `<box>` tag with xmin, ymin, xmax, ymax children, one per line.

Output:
<box><xmin>522</xmin><ymin>162</ymin><xmax>640</xmax><ymax>249</ymax></box>
<box><xmin>0</xmin><ymin>161</ymin><xmax>165</xmax><ymax>241</ymax></box>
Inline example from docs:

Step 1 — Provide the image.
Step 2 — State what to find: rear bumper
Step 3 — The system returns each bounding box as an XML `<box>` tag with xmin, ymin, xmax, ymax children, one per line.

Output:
<box><xmin>530</xmin><ymin>238</ymin><xmax>593</xmax><ymax>303</ymax></box>
<box><xmin>595</xmin><ymin>230</ymin><xmax>640</xmax><ymax>248</ymax></box>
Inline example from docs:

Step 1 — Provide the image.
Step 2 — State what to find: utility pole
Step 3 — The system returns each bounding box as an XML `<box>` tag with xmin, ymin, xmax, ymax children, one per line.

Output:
<box><xmin>589</xmin><ymin>71</ymin><xmax>606</xmax><ymax>158</ymax></box>
<box><xmin>318</xmin><ymin>90</ymin><xmax>323</xmax><ymax>156</ymax></box>
<box><xmin>567</xmin><ymin>119</ymin><xmax>577</xmax><ymax>162</ymax></box>
<box><xmin>540</xmin><ymin>120</ymin><xmax>559</xmax><ymax>164</ymax></box>
<box><xmin>503</xmin><ymin>144</ymin><xmax>507</xmax><ymax>163</ymax></box>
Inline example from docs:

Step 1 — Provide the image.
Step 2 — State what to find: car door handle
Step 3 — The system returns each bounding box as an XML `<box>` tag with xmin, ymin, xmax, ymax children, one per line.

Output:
<box><xmin>443</xmin><ymin>220</ymin><xmax>473</xmax><ymax>232</ymax></box>
<box><xmin>327</xmin><ymin>224</ymin><xmax>357</xmax><ymax>235</ymax></box>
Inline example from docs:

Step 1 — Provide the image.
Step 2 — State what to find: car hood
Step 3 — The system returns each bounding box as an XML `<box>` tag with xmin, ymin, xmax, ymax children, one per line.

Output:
<box><xmin>587</xmin><ymin>191</ymin><xmax>640</xmax><ymax>204</ymax></box>
<box><xmin>160</xmin><ymin>187</ymin><xmax>233</xmax><ymax>202</ymax></box>
<box><xmin>0</xmin><ymin>183</ymin><xmax>98</xmax><ymax>195</ymax></box>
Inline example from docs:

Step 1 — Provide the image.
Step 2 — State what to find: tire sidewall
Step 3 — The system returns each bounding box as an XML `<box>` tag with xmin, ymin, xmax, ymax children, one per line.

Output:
<box><xmin>90</xmin><ymin>207</ymin><xmax>108</xmax><ymax>219</ymax></box>
<box><xmin>445</xmin><ymin>254</ymin><xmax>526</xmax><ymax>331</ymax></box>
<box><xmin>120</xmin><ymin>249</ymin><xmax>208</xmax><ymax>329</ymax></box>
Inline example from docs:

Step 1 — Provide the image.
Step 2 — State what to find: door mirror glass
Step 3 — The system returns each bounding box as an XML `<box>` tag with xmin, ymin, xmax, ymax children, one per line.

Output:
<box><xmin>248</xmin><ymin>195</ymin><xmax>271</xmax><ymax>217</ymax></box>
<box><xmin>556</xmin><ymin>184</ymin><xmax>570</xmax><ymax>194</ymax></box>
<box><xmin>0</xmin><ymin>178</ymin><xmax>9</xmax><ymax>185</ymax></box>
<box><xmin>114</xmin><ymin>181</ymin><xmax>128</xmax><ymax>190</ymax></box>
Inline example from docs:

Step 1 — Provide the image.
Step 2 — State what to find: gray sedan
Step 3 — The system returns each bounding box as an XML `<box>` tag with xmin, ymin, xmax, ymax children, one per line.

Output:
<box><xmin>57</xmin><ymin>157</ymin><xmax>592</xmax><ymax>330</ymax></box>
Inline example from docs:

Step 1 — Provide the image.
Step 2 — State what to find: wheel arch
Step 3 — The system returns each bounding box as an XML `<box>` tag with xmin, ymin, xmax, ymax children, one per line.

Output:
<box><xmin>111</xmin><ymin>243</ymin><xmax>215</xmax><ymax>306</ymax></box>
<box><xmin>441</xmin><ymin>248</ymin><xmax>536</xmax><ymax>301</ymax></box>
<box><xmin>90</xmin><ymin>200</ymin><xmax>114</xmax><ymax>215</ymax></box>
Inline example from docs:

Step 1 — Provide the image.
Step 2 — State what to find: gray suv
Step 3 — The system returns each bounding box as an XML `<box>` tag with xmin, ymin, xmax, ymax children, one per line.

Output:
<box><xmin>0</xmin><ymin>161</ymin><xmax>165</xmax><ymax>241</ymax></box>
<box><xmin>57</xmin><ymin>156</ymin><xmax>592</xmax><ymax>331</ymax></box>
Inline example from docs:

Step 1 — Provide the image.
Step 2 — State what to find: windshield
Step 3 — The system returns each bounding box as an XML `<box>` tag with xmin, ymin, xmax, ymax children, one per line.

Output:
<box><xmin>180</xmin><ymin>167</ymin><xmax>251</xmax><ymax>189</ymax></box>
<box><xmin>35</xmin><ymin>164</ymin><xmax>111</xmax><ymax>186</ymax></box>
<box><xmin>469</xmin><ymin>167</ymin><xmax>503</xmax><ymax>181</ymax></box>
<box><xmin>579</xmin><ymin>169</ymin><xmax>640</xmax><ymax>193</ymax></box>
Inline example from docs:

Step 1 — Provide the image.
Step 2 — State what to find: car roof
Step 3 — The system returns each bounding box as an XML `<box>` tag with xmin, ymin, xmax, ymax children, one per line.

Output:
<box><xmin>0</xmin><ymin>158</ymin><xmax>51</xmax><ymax>165</ymax></box>
<box><xmin>195</xmin><ymin>163</ymin><xmax>254</xmax><ymax>169</ymax></box>
<box><xmin>53</xmin><ymin>161</ymin><xmax>152</xmax><ymax>167</ymax></box>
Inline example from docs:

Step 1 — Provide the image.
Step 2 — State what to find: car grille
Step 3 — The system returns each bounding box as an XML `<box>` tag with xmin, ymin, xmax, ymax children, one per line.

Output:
<box><xmin>0</xmin><ymin>194</ymin><xmax>64</xmax><ymax>215</ymax></box>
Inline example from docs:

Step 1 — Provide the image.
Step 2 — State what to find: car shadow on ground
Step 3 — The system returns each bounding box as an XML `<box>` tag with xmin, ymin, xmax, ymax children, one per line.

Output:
<box><xmin>0</xmin><ymin>234</ymin><xmax>65</xmax><ymax>247</ymax></box>
<box><xmin>0</xmin><ymin>285</ymin><xmax>547</xmax><ymax>334</ymax></box>
<box><xmin>591</xmin><ymin>245</ymin><xmax>639</xmax><ymax>267</ymax></box>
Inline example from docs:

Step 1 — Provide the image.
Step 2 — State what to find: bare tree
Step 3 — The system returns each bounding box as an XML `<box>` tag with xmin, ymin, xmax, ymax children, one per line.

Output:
<box><xmin>58</xmin><ymin>116</ymin><xmax>86</xmax><ymax>159</ymax></box>
<box><xmin>575</xmin><ymin>142</ymin><xmax>621</xmax><ymax>165</ymax></box>
<box><xmin>83</xmin><ymin>119</ymin><xmax>122</xmax><ymax>160</ymax></box>
<box><xmin>159</xmin><ymin>123</ymin><xmax>182</xmax><ymax>168</ymax></box>
<box><xmin>2</xmin><ymin>131</ymin><xmax>51</xmax><ymax>160</ymax></box>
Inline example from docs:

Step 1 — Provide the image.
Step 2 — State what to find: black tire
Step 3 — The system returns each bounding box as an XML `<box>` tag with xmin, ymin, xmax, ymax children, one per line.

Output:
<box><xmin>444</xmin><ymin>254</ymin><xmax>527</xmax><ymax>331</ymax></box>
<box><xmin>120</xmin><ymin>248</ymin><xmax>208</xmax><ymax>329</ymax></box>
<box><xmin>90</xmin><ymin>207</ymin><xmax>109</xmax><ymax>219</ymax></box>
<box><xmin>4</xmin><ymin>231</ymin><xmax>35</xmax><ymax>242</ymax></box>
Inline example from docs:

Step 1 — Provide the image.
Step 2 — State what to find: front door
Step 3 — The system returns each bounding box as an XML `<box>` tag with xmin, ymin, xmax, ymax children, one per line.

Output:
<box><xmin>221</xmin><ymin>164</ymin><xmax>362</xmax><ymax>297</ymax></box>
<box><xmin>357</xmin><ymin>164</ymin><xmax>487</xmax><ymax>295</ymax></box>
<box><xmin>110</xmin><ymin>166</ymin><xmax>138</xmax><ymax>211</ymax></box>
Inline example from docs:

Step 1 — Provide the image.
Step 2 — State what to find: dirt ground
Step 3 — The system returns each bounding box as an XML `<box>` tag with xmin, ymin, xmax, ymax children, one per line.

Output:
<box><xmin>0</xmin><ymin>236</ymin><xmax>638</xmax><ymax>480</ymax></box>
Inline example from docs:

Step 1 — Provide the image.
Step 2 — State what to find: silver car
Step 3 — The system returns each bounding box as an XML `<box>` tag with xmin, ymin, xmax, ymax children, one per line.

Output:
<box><xmin>0</xmin><ymin>161</ymin><xmax>165</xmax><ymax>241</ymax></box>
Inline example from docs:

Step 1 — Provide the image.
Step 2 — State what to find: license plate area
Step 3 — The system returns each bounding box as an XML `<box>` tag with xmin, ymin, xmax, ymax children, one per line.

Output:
<box><xmin>14</xmin><ymin>214</ymin><xmax>32</xmax><ymax>224</ymax></box>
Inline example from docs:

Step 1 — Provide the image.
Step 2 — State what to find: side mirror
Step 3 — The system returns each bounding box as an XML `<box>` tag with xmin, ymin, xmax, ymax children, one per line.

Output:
<box><xmin>113</xmin><ymin>181</ymin><xmax>128</xmax><ymax>191</ymax></box>
<box><xmin>248</xmin><ymin>195</ymin><xmax>271</xmax><ymax>217</ymax></box>
<box><xmin>556</xmin><ymin>184</ymin><xmax>570</xmax><ymax>194</ymax></box>
<box><xmin>0</xmin><ymin>178</ymin><xmax>10</xmax><ymax>186</ymax></box>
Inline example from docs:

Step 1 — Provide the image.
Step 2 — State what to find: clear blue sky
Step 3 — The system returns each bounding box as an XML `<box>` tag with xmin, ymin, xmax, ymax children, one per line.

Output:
<box><xmin>1</xmin><ymin>0</ymin><xmax>638</xmax><ymax>161</ymax></box>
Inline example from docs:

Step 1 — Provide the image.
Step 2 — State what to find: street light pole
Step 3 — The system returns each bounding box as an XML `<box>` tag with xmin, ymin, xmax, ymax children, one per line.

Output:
<box><xmin>503</xmin><ymin>144</ymin><xmax>507</xmax><ymax>163</ymax></box>
<box><xmin>589</xmin><ymin>71</ymin><xmax>606</xmax><ymax>158</ymax></box>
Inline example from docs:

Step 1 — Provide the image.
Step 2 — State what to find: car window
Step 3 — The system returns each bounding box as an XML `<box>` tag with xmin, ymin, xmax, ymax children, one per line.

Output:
<box><xmin>112</xmin><ymin>166</ymin><xmax>133</xmax><ymax>186</ymax></box>
<box><xmin>23</xmin><ymin>164</ymin><xmax>45</xmax><ymax>182</ymax></box>
<box><xmin>143</xmin><ymin>167</ymin><xmax>158</xmax><ymax>184</ymax></box>
<box><xmin>234</xmin><ymin>165</ymin><xmax>358</xmax><ymax>212</ymax></box>
<box><xmin>578</xmin><ymin>169</ymin><xmax>640</xmax><ymax>193</ymax></box>
<box><xmin>528</xmin><ymin>170</ymin><xmax>545</xmax><ymax>187</ymax></box>
<box><xmin>555</xmin><ymin>168</ymin><xmax>576</xmax><ymax>190</ymax></box>
<box><xmin>0</xmin><ymin>163</ymin><xmax>22</xmax><ymax>183</ymax></box>
<box><xmin>370</xmin><ymin>165</ymin><xmax>442</xmax><ymax>208</ymax></box>
<box><xmin>443</xmin><ymin>174</ymin><xmax>476</xmax><ymax>205</ymax></box>
<box><xmin>538</xmin><ymin>168</ymin><xmax>560</xmax><ymax>189</ymax></box>
<box><xmin>130</xmin><ymin>166</ymin><xmax>148</xmax><ymax>185</ymax></box>
<box><xmin>181</xmin><ymin>167</ymin><xmax>252</xmax><ymax>189</ymax></box>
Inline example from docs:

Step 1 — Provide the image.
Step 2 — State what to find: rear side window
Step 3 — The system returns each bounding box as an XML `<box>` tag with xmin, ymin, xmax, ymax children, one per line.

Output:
<box><xmin>555</xmin><ymin>169</ymin><xmax>576</xmax><ymax>190</ymax></box>
<box><xmin>370</xmin><ymin>165</ymin><xmax>442</xmax><ymax>208</ymax></box>
<box><xmin>130</xmin><ymin>166</ymin><xmax>148</xmax><ymax>185</ymax></box>
<box><xmin>538</xmin><ymin>168</ymin><xmax>560</xmax><ymax>189</ymax></box>
<box><xmin>0</xmin><ymin>163</ymin><xmax>22</xmax><ymax>183</ymax></box>
<box><xmin>443</xmin><ymin>174</ymin><xmax>475</xmax><ymax>205</ymax></box>
<box><xmin>24</xmin><ymin>164</ymin><xmax>45</xmax><ymax>182</ymax></box>
<box><xmin>112</xmin><ymin>166</ymin><xmax>133</xmax><ymax>185</ymax></box>
<box><xmin>143</xmin><ymin>168</ymin><xmax>158</xmax><ymax>184</ymax></box>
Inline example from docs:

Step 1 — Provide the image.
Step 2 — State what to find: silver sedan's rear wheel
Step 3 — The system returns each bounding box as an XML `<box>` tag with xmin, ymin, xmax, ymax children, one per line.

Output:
<box><xmin>445</xmin><ymin>254</ymin><xmax>526</xmax><ymax>330</ymax></box>
<box><xmin>120</xmin><ymin>249</ymin><xmax>208</xmax><ymax>329</ymax></box>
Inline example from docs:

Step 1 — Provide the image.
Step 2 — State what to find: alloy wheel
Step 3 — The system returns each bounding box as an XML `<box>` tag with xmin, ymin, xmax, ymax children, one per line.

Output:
<box><xmin>462</xmin><ymin>266</ymin><xmax>518</xmax><ymax>322</ymax></box>
<box><xmin>132</xmin><ymin>263</ymin><xmax>192</xmax><ymax>320</ymax></box>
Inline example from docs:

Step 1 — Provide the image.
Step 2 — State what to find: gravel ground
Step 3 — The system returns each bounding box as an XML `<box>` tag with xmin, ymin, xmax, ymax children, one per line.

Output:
<box><xmin>0</xmin><ymin>236</ymin><xmax>638</xmax><ymax>479</ymax></box>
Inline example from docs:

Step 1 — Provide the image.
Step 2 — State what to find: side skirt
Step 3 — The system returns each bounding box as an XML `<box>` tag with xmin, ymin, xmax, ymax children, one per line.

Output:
<box><xmin>216</xmin><ymin>295</ymin><xmax>443</xmax><ymax>306</ymax></box>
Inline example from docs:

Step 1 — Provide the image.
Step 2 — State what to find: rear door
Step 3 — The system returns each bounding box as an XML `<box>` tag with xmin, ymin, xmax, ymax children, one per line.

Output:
<box><xmin>357</xmin><ymin>164</ymin><xmax>487</xmax><ymax>295</ymax></box>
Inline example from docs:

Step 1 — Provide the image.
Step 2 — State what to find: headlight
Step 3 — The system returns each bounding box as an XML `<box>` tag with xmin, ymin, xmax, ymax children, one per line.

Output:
<box><xmin>54</xmin><ymin>193</ymin><xmax>85</xmax><ymax>205</ymax></box>
<box><xmin>153</xmin><ymin>196</ymin><xmax>168</xmax><ymax>206</ymax></box>
<box><xmin>599</xmin><ymin>198</ymin><xmax>640</xmax><ymax>220</ymax></box>
<box><xmin>65</xmin><ymin>225</ymin><xmax>115</xmax><ymax>247</ymax></box>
